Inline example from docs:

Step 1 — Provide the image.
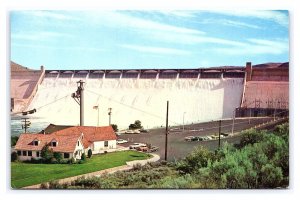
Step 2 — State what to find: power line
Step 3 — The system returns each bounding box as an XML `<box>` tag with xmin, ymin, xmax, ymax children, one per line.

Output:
<box><xmin>85</xmin><ymin>89</ymin><xmax>181</xmax><ymax>125</ymax></box>
<box><xmin>35</xmin><ymin>94</ymin><xmax>70</xmax><ymax>110</ymax></box>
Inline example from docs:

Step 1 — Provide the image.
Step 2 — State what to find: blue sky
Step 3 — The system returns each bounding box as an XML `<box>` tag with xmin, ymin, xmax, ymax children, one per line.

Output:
<box><xmin>10</xmin><ymin>10</ymin><xmax>289</xmax><ymax>70</ymax></box>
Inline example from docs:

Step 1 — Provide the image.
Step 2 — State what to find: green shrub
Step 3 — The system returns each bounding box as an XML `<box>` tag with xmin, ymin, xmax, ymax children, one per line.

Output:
<box><xmin>77</xmin><ymin>160</ymin><xmax>85</xmax><ymax>164</ymax></box>
<box><xmin>68</xmin><ymin>157</ymin><xmax>76</xmax><ymax>164</ymax></box>
<box><xmin>59</xmin><ymin>159</ymin><xmax>69</xmax><ymax>164</ymax></box>
<box><xmin>81</xmin><ymin>153</ymin><xmax>86</xmax><ymax>161</ymax></box>
<box><xmin>73</xmin><ymin>177</ymin><xmax>101</xmax><ymax>188</ymax></box>
<box><xmin>40</xmin><ymin>182</ymin><xmax>49</xmax><ymax>189</ymax></box>
<box><xmin>132</xmin><ymin>163</ymin><xmax>142</xmax><ymax>170</ymax></box>
<box><xmin>88</xmin><ymin>149</ymin><xmax>92</xmax><ymax>158</ymax></box>
<box><xmin>53</xmin><ymin>152</ymin><xmax>63</xmax><ymax>163</ymax></box>
<box><xmin>50</xmin><ymin>157</ymin><xmax>58</xmax><ymax>164</ymax></box>
<box><xmin>11</xmin><ymin>152</ymin><xmax>18</xmax><ymax>162</ymax></box>
<box><xmin>48</xmin><ymin>180</ymin><xmax>68</xmax><ymax>189</ymax></box>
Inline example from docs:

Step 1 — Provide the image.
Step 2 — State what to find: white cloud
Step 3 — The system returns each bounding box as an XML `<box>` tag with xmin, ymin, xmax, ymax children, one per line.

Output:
<box><xmin>159</xmin><ymin>11</ymin><xmax>197</xmax><ymax>18</ymax></box>
<box><xmin>120</xmin><ymin>44</ymin><xmax>190</xmax><ymax>55</ymax></box>
<box><xmin>210</xmin><ymin>10</ymin><xmax>288</xmax><ymax>27</ymax></box>
<box><xmin>19</xmin><ymin>11</ymin><xmax>77</xmax><ymax>21</ymax></box>
<box><xmin>82</xmin><ymin>11</ymin><xmax>205</xmax><ymax>35</ymax></box>
<box><xmin>213</xmin><ymin>38</ymin><xmax>288</xmax><ymax>55</ymax></box>
<box><xmin>200</xmin><ymin>18</ymin><xmax>261</xmax><ymax>29</ymax></box>
<box><xmin>12</xmin><ymin>31</ymin><xmax>71</xmax><ymax>41</ymax></box>
<box><xmin>144</xmin><ymin>30</ymin><xmax>246</xmax><ymax>46</ymax></box>
<box><xmin>12</xmin><ymin>43</ymin><xmax>106</xmax><ymax>52</ymax></box>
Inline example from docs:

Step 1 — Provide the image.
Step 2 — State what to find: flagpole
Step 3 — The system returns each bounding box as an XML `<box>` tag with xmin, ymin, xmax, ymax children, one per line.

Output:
<box><xmin>97</xmin><ymin>106</ymin><xmax>99</xmax><ymax>126</ymax></box>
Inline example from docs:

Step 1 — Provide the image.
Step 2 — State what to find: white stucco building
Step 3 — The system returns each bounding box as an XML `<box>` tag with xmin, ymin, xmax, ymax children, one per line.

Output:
<box><xmin>14</xmin><ymin>126</ymin><xmax>117</xmax><ymax>161</ymax></box>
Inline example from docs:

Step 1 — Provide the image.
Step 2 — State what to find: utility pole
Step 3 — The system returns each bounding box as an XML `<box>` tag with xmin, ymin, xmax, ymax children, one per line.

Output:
<box><xmin>165</xmin><ymin>101</ymin><xmax>169</xmax><ymax>161</ymax></box>
<box><xmin>72</xmin><ymin>80</ymin><xmax>85</xmax><ymax>126</ymax></box>
<box><xmin>108</xmin><ymin>107</ymin><xmax>112</xmax><ymax>125</ymax></box>
<box><xmin>21</xmin><ymin>118</ymin><xmax>31</xmax><ymax>133</ymax></box>
<box><xmin>218</xmin><ymin>120</ymin><xmax>221</xmax><ymax>149</ymax></box>
<box><xmin>231</xmin><ymin>109</ymin><xmax>235</xmax><ymax>135</ymax></box>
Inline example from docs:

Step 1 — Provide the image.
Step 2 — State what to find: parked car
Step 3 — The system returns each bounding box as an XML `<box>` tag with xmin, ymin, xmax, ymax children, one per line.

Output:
<box><xmin>140</xmin><ymin>129</ymin><xmax>149</xmax><ymax>133</ymax></box>
<box><xmin>185</xmin><ymin>136</ymin><xmax>195</xmax><ymax>141</ymax></box>
<box><xmin>136</xmin><ymin>146</ymin><xmax>149</xmax><ymax>152</ymax></box>
<box><xmin>202</xmin><ymin>136</ymin><xmax>209</xmax><ymax>141</ymax></box>
<box><xmin>148</xmin><ymin>146</ymin><xmax>159</xmax><ymax>152</ymax></box>
<box><xmin>206</xmin><ymin>136</ymin><xmax>212</xmax><ymax>140</ymax></box>
<box><xmin>125</xmin><ymin>130</ymin><xmax>135</xmax><ymax>134</ymax></box>
<box><xmin>129</xmin><ymin>143</ymin><xmax>146</xmax><ymax>149</ymax></box>
<box><xmin>191</xmin><ymin>136</ymin><xmax>200</xmax><ymax>141</ymax></box>
<box><xmin>115</xmin><ymin>132</ymin><xmax>122</xmax><ymax>136</ymax></box>
<box><xmin>221</xmin><ymin>133</ymin><xmax>229</xmax><ymax>137</ymax></box>
<box><xmin>211</xmin><ymin>135</ymin><xmax>218</xmax><ymax>140</ymax></box>
<box><xmin>116</xmin><ymin>139</ymin><xmax>128</xmax><ymax>144</ymax></box>
<box><xmin>196</xmin><ymin>136</ymin><xmax>204</xmax><ymax>141</ymax></box>
<box><xmin>133</xmin><ymin>129</ymin><xmax>140</xmax><ymax>134</ymax></box>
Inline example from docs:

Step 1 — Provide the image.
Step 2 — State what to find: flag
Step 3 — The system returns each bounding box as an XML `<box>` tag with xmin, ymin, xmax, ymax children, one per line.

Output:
<box><xmin>93</xmin><ymin>105</ymin><xmax>98</xmax><ymax>109</ymax></box>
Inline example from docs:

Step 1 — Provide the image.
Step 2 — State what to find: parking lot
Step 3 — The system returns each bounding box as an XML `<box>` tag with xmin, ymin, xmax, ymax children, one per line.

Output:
<box><xmin>117</xmin><ymin>117</ymin><xmax>274</xmax><ymax>161</ymax></box>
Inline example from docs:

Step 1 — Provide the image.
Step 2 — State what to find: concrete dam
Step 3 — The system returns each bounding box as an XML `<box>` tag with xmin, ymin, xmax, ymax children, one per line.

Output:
<box><xmin>21</xmin><ymin>68</ymin><xmax>245</xmax><ymax>133</ymax></box>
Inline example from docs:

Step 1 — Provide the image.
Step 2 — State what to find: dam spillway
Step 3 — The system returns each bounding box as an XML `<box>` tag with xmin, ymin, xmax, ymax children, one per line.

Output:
<box><xmin>24</xmin><ymin>70</ymin><xmax>245</xmax><ymax>131</ymax></box>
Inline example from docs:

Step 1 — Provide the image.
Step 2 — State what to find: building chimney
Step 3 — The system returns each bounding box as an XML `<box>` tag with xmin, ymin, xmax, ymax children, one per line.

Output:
<box><xmin>246</xmin><ymin>62</ymin><xmax>252</xmax><ymax>81</ymax></box>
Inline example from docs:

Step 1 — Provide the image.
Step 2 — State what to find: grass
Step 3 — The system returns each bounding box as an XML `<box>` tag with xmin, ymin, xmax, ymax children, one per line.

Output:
<box><xmin>11</xmin><ymin>150</ymin><xmax>151</xmax><ymax>188</ymax></box>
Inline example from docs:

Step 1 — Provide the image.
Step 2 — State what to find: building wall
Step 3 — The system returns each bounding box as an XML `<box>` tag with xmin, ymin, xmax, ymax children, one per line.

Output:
<box><xmin>73</xmin><ymin>138</ymin><xmax>85</xmax><ymax>160</ymax></box>
<box><xmin>16</xmin><ymin>150</ymin><xmax>41</xmax><ymax>161</ymax></box>
<box><xmin>92</xmin><ymin>140</ymin><xmax>116</xmax><ymax>154</ymax></box>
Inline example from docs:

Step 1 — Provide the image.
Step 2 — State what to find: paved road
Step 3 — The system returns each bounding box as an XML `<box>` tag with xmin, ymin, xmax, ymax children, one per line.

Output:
<box><xmin>118</xmin><ymin>117</ymin><xmax>275</xmax><ymax>161</ymax></box>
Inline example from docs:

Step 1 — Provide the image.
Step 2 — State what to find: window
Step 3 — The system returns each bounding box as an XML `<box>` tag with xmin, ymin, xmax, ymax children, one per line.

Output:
<box><xmin>52</xmin><ymin>142</ymin><xmax>57</xmax><ymax>147</ymax></box>
<box><xmin>17</xmin><ymin>151</ymin><xmax>21</xmax><ymax>156</ymax></box>
<box><xmin>22</xmin><ymin>151</ymin><xmax>27</xmax><ymax>156</ymax></box>
<box><xmin>64</xmin><ymin>153</ymin><xmax>69</xmax><ymax>159</ymax></box>
<box><xmin>78</xmin><ymin>141</ymin><xmax>79</xmax><ymax>146</ymax></box>
<box><xmin>104</xmin><ymin>141</ymin><xmax>108</xmax><ymax>147</ymax></box>
<box><xmin>28</xmin><ymin>151</ymin><xmax>32</xmax><ymax>156</ymax></box>
<box><xmin>34</xmin><ymin>141</ymin><xmax>39</xmax><ymax>146</ymax></box>
<box><xmin>36</xmin><ymin>151</ymin><xmax>40</xmax><ymax>157</ymax></box>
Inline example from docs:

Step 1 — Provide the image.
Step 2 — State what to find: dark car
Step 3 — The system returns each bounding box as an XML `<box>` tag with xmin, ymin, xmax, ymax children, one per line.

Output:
<box><xmin>148</xmin><ymin>146</ymin><xmax>159</xmax><ymax>152</ymax></box>
<box><xmin>140</xmin><ymin>129</ymin><xmax>149</xmax><ymax>133</ymax></box>
<box><xmin>221</xmin><ymin>133</ymin><xmax>229</xmax><ymax>137</ymax></box>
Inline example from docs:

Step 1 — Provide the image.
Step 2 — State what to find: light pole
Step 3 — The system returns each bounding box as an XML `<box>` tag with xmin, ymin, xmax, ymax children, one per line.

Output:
<box><xmin>108</xmin><ymin>107</ymin><xmax>112</xmax><ymax>125</ymax></box>
<box><xmin>183</xmin><ymin>112</ymin><xmax>186</xmax><ymax>132</ymax></box>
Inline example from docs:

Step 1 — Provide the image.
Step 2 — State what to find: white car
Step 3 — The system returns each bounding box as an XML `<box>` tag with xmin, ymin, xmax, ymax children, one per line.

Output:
<box><xmin>129</xmin><ymin>143</ymin><xmax>146</xmax><ymax>149</ymax></box>
<box><xmin>116</xmin><ymin>139</ymin><xmax>128</xmax><ymax>144</ymax></box>
<box><xmin>125</xmin><ymin>130</ymin><xmax>135</xmax><ymax>134</ymax></box>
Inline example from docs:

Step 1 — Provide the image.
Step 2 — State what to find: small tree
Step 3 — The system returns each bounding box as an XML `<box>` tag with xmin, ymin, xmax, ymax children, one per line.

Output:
<box><xmin>11</xmin><ymin>136</ymin><xmax>19</xmax><ymax>147</ymax></box>
<box><xmin>11</xmin><ymin>152</ymin><xmax>18</xmax><ymax>162</ymax></box>
<box><xmin>129</xmin><ymin>123</ymin><xmax>137</xmax><ymax>130</ymax></box>
<box><xmin>88</xmin><ymin>149</ymin><xmax>92</xmax><ymax>158</ymax></box>
<box><xmin>134</xmin><ymin>120</ymin><xmax>143</xmax><ymax>129</ymax></box>
<box><xmin>129</xmin><ymin>120</ymin><xmax>143</xmax><ymax>130</ymax></box>
<box><xmin>41</xmin><ymin>144</ymin><xmax>54</xmax><ymax>162</ymax></box>
<box><xmin>111</xmin><ymin>124</ymin><xmax>118</xmax><ymax>132</ymax></box>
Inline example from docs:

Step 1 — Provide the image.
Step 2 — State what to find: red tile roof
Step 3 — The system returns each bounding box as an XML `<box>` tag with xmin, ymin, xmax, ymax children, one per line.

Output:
<box><xmin>14</xmin><ymin>126</ymin><xmax>116</xmax><ymax>152</ymax></box>
<box><xmin>54</xmin><ymin>126</ymin><xmax>117</xmax><ymax>148</ymax></box>
<box><xmin>14</xmin><ymin>132</ymin><xmax>82</xmax><ymax>153</ymax></box>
